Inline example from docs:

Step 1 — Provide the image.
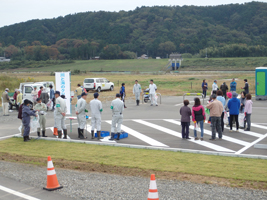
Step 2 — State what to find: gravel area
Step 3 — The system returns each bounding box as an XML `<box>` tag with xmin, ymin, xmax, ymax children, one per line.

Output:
<box><xmin>0</xmin><ymin>161</ymin><xmax>266</xmax><ymax>200</ymax></box>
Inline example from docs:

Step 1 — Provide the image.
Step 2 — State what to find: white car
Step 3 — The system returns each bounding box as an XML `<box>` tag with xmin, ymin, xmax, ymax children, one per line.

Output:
<box><xmin>83</xmin><ymin>78</ymin><xmax>114</xmax><ymax>92</ymax></box>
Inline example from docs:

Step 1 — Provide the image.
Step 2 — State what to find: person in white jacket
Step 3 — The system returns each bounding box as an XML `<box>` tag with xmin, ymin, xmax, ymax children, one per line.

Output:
<box><xmin>109</xmin><ymin>93</ymin><xmax>124</xmax><ymax>141</ymax></box>
<box><xmin>90</xmin><ymin>93</ymin><xmax>103</xmax><ymax>140</ymax></box>
<box><xmin>133</xmin><ymin>80</ymin><xmax>142</xmax><ymax>106</ymax></box>
<box><xmin>149</xmin><ymin>79</ymin><xmax>158</xmax><ymax>106</ymax></box>
<box><xmin>76</xmin><ymin>92</ymin><xmax>88</xmax><ymax>139</ymax></box>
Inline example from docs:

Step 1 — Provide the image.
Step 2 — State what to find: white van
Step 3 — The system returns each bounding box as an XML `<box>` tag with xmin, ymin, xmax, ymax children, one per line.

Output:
<box><xmin>19</xmin><ymin>83</ymin><xmax>43</xmax><ymax>102</ymax></box>
<box><xmin>83</xmin><ymin>78</ymin><xmax>114</xmax><ymax>92</ymax></box>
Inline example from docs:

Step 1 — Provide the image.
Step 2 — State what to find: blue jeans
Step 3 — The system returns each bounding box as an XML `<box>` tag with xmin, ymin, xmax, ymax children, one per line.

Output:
<box><xmin>194</xmin><ymin>120</ymin><xmax>204</xmax><ymax>138</ymax></box>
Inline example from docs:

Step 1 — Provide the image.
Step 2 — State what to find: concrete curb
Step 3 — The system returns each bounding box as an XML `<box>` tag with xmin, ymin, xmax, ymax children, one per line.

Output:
<box><xmin>14</xmin><ymin>135</ymin><xmax>267</xmax><ymax>160</ymax></box>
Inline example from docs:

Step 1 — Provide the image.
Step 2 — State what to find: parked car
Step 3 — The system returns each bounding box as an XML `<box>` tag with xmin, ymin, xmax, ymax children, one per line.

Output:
<box><xmin>83</xmin><ymin>78</ymin><xmax>114</xmax><ymax>92</ymax></box>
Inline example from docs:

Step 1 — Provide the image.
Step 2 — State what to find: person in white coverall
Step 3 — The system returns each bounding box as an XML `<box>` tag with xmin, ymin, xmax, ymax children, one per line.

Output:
<box><xmin>34</xmin><ymin>98</ymin><xmax>47</xmax><ymax>137</ymax></box>
<box><xmin>54</xmin><ymin>91</ymin><xmax>68</xmax><ymax>139</ymax></box>
<box><xmin>109</xmin><ymin>93</ymin><xmax>124</xmax><ymax>141</ymax></box>
<box><xmin>76</xmin><ymin>92</ymin><xmax>88</xmax><ymax>139</ymax></box>
<box><xmin>149</xmin><ymin>79</ymin><xmax>158</xmax><ymax>106</ymax></box>
<box><xmin>133</xmin><ymin>80</ymin><xmax>142</xmax><ymax>106</ymax></box>
<box><xmin>90</xmin><ymin>92</ymin><xmax>103</xmax><ymax>140</ymax></box>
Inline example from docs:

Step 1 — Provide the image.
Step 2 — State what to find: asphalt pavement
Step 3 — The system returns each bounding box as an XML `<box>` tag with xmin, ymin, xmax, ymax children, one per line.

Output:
<box><xmin>1</xmin><ymin>95</ymin><xmax>267</xmax><ymax>156</ymax></box>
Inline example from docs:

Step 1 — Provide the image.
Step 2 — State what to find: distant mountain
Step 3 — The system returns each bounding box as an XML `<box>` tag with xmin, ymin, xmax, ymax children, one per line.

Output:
<box><xmin>0</xmin><ymin>1</ymin><xmax>267</xmax><ymax>57</ymax></box>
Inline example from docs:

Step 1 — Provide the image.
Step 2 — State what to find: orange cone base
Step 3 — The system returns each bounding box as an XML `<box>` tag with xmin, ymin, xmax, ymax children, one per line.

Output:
<box><xmin>43</xmin><ymin>185</ymin><xmax>63</xmax><ymax>191</ymax></box>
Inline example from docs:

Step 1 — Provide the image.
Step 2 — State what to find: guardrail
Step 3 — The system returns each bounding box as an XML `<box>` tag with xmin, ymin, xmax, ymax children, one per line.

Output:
<box><xmin>142</xmin><ymin>93</ymin><xmax>162</xmax><ymax>104</ymax></box>
<box><xmin>183</xmin><ymin>93</ymin><xmax>204</xmax><ymax>104</ymax></box>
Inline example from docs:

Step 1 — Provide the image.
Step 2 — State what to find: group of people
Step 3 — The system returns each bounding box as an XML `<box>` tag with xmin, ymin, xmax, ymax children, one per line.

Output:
<box><xmin>74</xmin><ymin>91</ymin><xmax>124</xmax><ymax>141</ymax></box>
<box><xmin>16</xmin><ymin>85</ymin><xmax>56</xmax><ymax>142</ymax></box>
<box><xmin>181</xmin><ymin>78</ymin><xmax>253</xmax><ymax>140</ymax></box>
<box><xmin>202</xmin><ymin>78</ymin><xmax>249</xmax><ymax>99</ymax></box>
<box><xmin>74</xmin><ymin>79</ymin><xmax>158</xmax><ymax>141</ymax></box>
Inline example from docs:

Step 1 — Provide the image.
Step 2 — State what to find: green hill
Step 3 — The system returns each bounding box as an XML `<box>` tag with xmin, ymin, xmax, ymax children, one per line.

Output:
<box><xmin>1</xmin><ymin>1</ymin><xmax>267</xmax><ymax>58</ymax></box>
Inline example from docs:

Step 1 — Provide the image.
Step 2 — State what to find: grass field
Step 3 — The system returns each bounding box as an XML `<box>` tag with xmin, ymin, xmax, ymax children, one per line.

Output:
<box><xmin>0</xmin><ymin>138</ymin><xmax>267</xmax><ymax>189</ymax></box>
<box><xmin>2</xmin><ymin>57</ymin><xmax>266</xmax><ymax>72</ymax></box>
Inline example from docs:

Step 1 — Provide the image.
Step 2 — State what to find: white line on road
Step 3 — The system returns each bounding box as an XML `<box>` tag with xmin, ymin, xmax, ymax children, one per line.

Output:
<box><xmin>204</xmin><ymin>121</ymin><xmax>263</xmax><ymax>138</ymax></box>
<box><xmin>0</xmin><ymin>185</ymin><xmax>40</xmax><ymax>200</ymax></box>
<box><xmin>105</xmin><ymin>121</ymin><xmax>168</xmax><ymax>147</ymax></box>
<box><xmin>235</xmin><ymin>133</ymin><xmax>267</xmax><ymax>154</ymax></box>
<box><xmin>164</xmin><ymin>119</ymin><xmax>250</xmax><ymax>146</ymax></box>
<box><xmin>251</xmin><ymin>123</ymin><xmax>267</xmax><ymax>130</ymax></box>
<box><xmin>134</xmin><ymin>120</ymin><xmax>235</xmax><ymax>153</ymax></box>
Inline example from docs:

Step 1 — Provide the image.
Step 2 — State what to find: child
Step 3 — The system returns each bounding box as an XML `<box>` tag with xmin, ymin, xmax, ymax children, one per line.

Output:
<box><xmin>180</xmin><ymin>100</ymin><xmax>192</xmax><ymax>139</ymax></box>
<box><xmin>192</xmin><ymin>98</ymin><xmax>206</xmax><ymax>141</ymax></box>
<box><xmin>244</xmin><ymin>94</ymin><xmax>253</xmax><ymax>131</ymax></box>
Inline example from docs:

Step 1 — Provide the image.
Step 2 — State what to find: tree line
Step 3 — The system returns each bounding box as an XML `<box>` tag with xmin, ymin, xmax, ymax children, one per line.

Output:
<box><xmin>1</xmin><ymin>2</ymin><xmax>267</xmax><ymax>59</ymax></box>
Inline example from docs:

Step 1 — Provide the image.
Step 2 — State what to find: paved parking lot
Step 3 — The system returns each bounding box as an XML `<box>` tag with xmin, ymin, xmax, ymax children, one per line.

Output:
<box><xmin>1</xmin><ymin>96</ymin><xmax>267</xmax><ymax>156</ymax></box>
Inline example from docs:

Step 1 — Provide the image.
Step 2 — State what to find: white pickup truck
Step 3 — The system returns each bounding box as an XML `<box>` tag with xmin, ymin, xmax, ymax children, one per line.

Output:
<box><xmin>19</xmin><ymin>81</ymin><xmax>55</xmax><ymax>102</ymax></box>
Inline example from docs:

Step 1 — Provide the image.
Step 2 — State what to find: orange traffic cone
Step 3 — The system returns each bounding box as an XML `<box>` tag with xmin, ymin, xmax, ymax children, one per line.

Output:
<box><xmin>43</xmin><ymin>156</ymin><xmax>63</xmax><ymax>191</ymax></box>
<box><xmin>148</xmin><ymin>174</ymin><xmax>159</xmax><ymax>200</ymax></box>
<box><xmin>53</xmin><ymin>127</ymin><xmax>58</xmax><ymax>136</ymax></box>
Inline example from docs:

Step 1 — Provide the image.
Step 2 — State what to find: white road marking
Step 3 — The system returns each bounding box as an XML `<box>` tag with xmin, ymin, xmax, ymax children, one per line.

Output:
<box><xmin>134</xmin><ymin>120</ymin><xmax>235</xmax><ymax>153</ymax></box>
<box><xmin>235</xmin><ymin>133</ymin><xmax>267</xmax><ymax>154</ymax></box>
<box><xmin>164</xmin><ymin>119</ymin><xmax>249</xmax><ymax>146</ymax></box>
<box><xmin>251</xmin><ymin>123</ymin><xmax>267</xmax><ymax>130</ymax></box>
<box><xmin>204</xmin><ymin>121</ymin><xmax>263</xmax><ymax>138</ymax></box>
<box><xmin>105</xmin><ymin>121</ymin><xmax>168</xmax><ymax>147</ymax></box>
<box><xmin>0</xmin><ymin>185</ymin><xmax>40</xmax><ymax>200</ymax></box>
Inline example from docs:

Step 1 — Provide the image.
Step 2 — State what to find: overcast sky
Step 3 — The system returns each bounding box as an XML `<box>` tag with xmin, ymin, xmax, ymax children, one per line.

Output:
<box><xmin>0</xmin><ymin>0</ymin><xmax>266</xmax><ymax>28</ymax></box>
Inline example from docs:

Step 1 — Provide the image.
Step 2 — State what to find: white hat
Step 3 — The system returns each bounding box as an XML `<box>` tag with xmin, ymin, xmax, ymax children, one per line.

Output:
<box><xmin>18</xmin><ymin>89</ymin><xmax>21</xmax><ymax>92</ymax></box>
<box><xmin>5</xmin><ymin>88</ymin><xmax>9</xmax><ymax>91</ymax></box>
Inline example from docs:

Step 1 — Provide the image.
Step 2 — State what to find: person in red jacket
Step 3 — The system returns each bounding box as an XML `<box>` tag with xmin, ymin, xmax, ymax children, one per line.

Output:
<box><xmin>192</xmin><ymin>98</ymin><xmax>206</xmax><ymax>140</ymax></box>
<box><xmin>38</xmin><ymin>86</ymin><xmax>43</xmax><ymax>98</ymax></box>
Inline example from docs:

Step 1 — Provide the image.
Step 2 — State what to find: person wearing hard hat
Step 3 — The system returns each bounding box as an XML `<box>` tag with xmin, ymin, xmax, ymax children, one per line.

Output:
<box><xmin>89</xmin><ymin>92</ymin><xmax>103</xmax><ymax>140</ymax></box>
<box><xmin>54</xmin><ymin>91</ymin><xmax>68</xmax><ymax>139</ymax></box>
<box><xmin>34</xmin><ymin>98</ymin><xmax>47</xmax><ymax>137</ymax></box>
<box><xmin>76</xmin><ymin>92</ymin><xmax>88</xmax><ymax>139</ymax></box>
<box><xmin>2</xmin><ymin>88</ymin><xmax>10</xmax><ymax>116</ymax></box>
<box><xmin>109</xmin><ymin>93</ymin><xmax>124</xmax><ymax>141</ymax></box>
<box><xmin>22</xmin><ymin>99</ymin><xmax>37</xmax><ymax>142</ymax></box>
<box><xmin>133</xmin><ymin>80</ymin><xmax>142</xmax><ymax>106</ymax></box>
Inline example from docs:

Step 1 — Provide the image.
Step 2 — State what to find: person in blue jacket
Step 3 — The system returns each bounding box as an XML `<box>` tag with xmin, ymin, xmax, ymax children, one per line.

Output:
<box><xmin>22</xmin><ymin>99</ymin><xmax>37</xmax><ymax>142</ymax></box>
<box><xmin>120</xmin><ymin>83</ymin><xmax>127</xmax><ymax>108</ymax></box>
<box><xmin>230</xmin><ymin>78</ymin><xmax>237</xmax><ymax>92</ymax></box>
<box><xmin>227</xmin><ymin>92</ymin><xmax>240</xmax><ymax>132</ymax></box>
